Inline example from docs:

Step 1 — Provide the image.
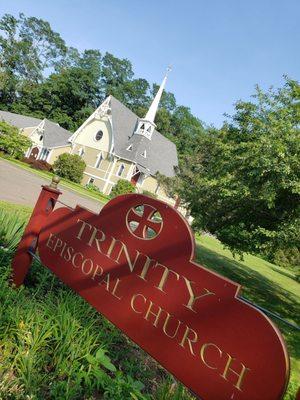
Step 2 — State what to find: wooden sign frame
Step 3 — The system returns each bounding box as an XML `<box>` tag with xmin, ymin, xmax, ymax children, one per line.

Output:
<box><xmin>12</xmin><ymin>180</ymin><xmax>290</xmax><ymax>400</ymax></box>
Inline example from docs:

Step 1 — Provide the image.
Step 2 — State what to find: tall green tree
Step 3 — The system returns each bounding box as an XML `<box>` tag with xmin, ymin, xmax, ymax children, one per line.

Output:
<box><xmin>0</xmin><ymin>121</ymin><xmax>32</xmax><ymax>159</ymax></box>
<box><xmin>177</xmin><ymin>79</ymin><xmax>300</xmax><ymax>259</ymax></box>
<box><xmin>0</xmin><ymin>12</ymin><xmax>210</xmax><ymax>159</ymax></box>
<box><xmin>169</xmin><ymin>106</ymin><xmax>206</xmax><ymax>157</ymax></box>
<box><xmin>101</xmin><ymin>52</ymin><xmax>134</xmax><ymax>101</ymax></box>
<box><xmin>101</xmin><ymin>52</ymin><xmax>150</xmax><ymax>111</ymax></box>
<box><xmin>12</xmin><ymin>49</ymin><xmax>102</xmax><ymax>130</ymax></box>
<box><xmin>0</xmin><ymin>13</ymin><xmax>66</xmax><ymax>107</ymax></box>
<box><xmin>123</xmin><ymin>78</ymin><xmax>150</xmax><ymax>112</ymax></box>
<box><xmin>151</xmin><ymin>83</ymin><xmax>177</xmax><ymax>112</ymax></box>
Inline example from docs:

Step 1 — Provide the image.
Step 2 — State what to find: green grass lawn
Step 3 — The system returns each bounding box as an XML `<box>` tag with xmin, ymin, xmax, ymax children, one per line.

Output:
<box><xmin>196</xmin><ymin>234</ymin><xmax>300</xmax><ymax>392</ymax></box>
<box><xmin>0</xmin><ymin>201</ymin><xmax>299</xmax><ymax>399</ymax></box>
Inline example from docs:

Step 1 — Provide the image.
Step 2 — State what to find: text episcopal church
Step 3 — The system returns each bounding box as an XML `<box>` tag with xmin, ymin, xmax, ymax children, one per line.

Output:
<box><xmin>69</xmin><ymin>68</ymin><xmax>178</xmax><ymax>203</ymax></box>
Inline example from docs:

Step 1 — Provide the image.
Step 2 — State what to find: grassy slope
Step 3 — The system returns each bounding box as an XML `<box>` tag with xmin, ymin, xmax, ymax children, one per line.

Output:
<box><xmin>196</xmin><ymin>234</ymin><xmax>300</xmax><ymax>384</ymax></box>
<box><xmin>0</xmin><ymin>201</ymin><xmax>299</xmax><ymax>398</ymax></box>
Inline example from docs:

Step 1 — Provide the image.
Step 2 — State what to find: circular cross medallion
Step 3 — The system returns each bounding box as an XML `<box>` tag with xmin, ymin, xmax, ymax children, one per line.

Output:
<box><xmin>126</xmin><ymin>204</ymin><xmax>163</xmax><ymax>240</ymax></box>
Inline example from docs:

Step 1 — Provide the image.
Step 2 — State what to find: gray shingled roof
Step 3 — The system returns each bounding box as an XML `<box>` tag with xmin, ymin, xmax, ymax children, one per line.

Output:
<box><xmin>42</xmin><ymin>120</ymin><xmax>72</xmax><ymax>148</ymax></box>
<box><xmin>110</xmin><ymin>96</ymin><xmax>178</xmax><ymax>177</ymax></box>
<box><xmin>0</xmin><ymin>110</ymin><xmax>72</xmax><ymax>148</ymax></box>
<box><xmin>0</xmin><ymin>110</ymin><xmax>41</xmax><ymax>129</ymax></box>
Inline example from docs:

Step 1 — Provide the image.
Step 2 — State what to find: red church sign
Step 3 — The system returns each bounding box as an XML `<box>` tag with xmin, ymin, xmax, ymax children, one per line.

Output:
<box><xmin>12</xmin><ymin>180</ymin><xmax>290</xmax><ymax>400</ymax></box>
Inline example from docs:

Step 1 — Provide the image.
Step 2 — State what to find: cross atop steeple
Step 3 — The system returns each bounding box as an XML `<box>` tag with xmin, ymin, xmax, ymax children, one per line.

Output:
<box><xmin>135</xmin><ymin>66</ymin><xmax>171</xmax><ymax>140</ymax></box>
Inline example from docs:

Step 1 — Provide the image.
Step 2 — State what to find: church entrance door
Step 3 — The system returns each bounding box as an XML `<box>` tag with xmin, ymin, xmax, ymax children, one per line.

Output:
<box><xmin>29</xmin><ymin>147</ymin><xmax>39</xmax><ymax>159</ymax></box>
<box><xmin>131</xmin><ymin>169</ymin><xmax>140</xmax><ymax>186</ymax></box>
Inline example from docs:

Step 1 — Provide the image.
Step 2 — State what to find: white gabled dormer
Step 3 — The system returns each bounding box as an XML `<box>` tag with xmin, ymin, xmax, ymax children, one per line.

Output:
<box><xmin>69</xmin><ymin>97</ymin><xmax>112</xmax><ymax>142</ymax></box>
<box><xmin>29</xmin><ymin>119</ymin><xmax>46</xmax><ymax>145</ymax></box>
<box><xmin>134</xmin><ymin>66</ymin><xmax>171</xmax><ymax>140</ymax></box>
<box><xmin>69</xmin><ymin>96</ymin><xmax>114</xmax><ymax>154</ymax></box>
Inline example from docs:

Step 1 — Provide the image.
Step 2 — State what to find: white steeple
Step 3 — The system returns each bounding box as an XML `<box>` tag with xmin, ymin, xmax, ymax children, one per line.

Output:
<box><xmin>145</xmin><ymin>66</ymin><xmax>171</xmax><ymax>122</ymax></box>
<box><xmin>135</xmin><ymin>66</ymin><xmax>171</xmax><ymax>140</ymax></box>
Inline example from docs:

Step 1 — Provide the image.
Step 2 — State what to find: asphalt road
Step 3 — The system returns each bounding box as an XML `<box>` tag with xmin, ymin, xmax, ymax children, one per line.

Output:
<box><xmin>0</xmin><ymin>158</ymin><xmax>103</xmax><ymax>213</ymax></box>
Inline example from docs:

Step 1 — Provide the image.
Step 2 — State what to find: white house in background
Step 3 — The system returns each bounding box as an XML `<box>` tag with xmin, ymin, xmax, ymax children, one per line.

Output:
<box><xmin>0</xmin><ymin>111</ymin><xmax>72</xmax><ymax>164</ymax></box>
<box><xmin>69</xmin><ymin>68</ymin><xmax>178</xmax><ymax>204</ymax></box>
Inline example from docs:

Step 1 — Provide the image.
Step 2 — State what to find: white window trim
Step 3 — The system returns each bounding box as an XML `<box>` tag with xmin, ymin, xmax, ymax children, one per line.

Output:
<box><xmin>25</xmin><ymin>146</ymin><xmax>32</xmax><ymax>158</ymax></box>
<box><xmin>84</xmin><ymin>171</ymin><xmax>114</xmax><ymax>186</ymax></box>
<box><xmin>87</xmin><ymin>165</ymin><xmax>107</xmax><ymax>174</ymax></box>
<box><xmin>38</xmin><ymin>148</ymin><xmax>50</xmax><ymax>161</ymax></box>
<box><xmin>45</xmin><ymin>149</ymin><xmax>52</xmax><ymax>163</ymax></box>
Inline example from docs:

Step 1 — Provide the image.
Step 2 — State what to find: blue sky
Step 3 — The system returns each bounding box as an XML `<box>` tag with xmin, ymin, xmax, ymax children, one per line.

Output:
<box><xmin>1</xmin><ymin>0</ymin><xmax>299</xmax><ymax>127</ymax></box>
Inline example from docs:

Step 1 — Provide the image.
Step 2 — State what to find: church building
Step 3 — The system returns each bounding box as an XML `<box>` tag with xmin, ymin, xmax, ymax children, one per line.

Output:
<box><xmin>0</xmin><ymin>111</ymin><xmax>72</xmax><ymax>164</ymax></box>
<box><xmin>0</xmin><ymin>70</ymin><xmax>178</xmax><ymax>205</ymax></box>
<box><xmin>69</xmin><ymin>69</ymin><xmax>178</xmax><ymax>204</ymax></box>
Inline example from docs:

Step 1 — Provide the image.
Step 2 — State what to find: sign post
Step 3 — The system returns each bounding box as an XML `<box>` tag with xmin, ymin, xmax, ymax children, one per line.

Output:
<box><xmin>12</xmin><ymin>176</ymin><xmax>61</xmax><ymax>287</ymax></box>
<box><xmin>12</xmin><ymin>177</ymin><xmax>290</xmax><ymax>400</ymax></box>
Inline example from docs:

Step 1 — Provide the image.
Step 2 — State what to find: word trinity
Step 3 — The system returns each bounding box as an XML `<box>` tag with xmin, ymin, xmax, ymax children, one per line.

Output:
<box><xmin>12</xmin><ymin>188</ymin><xmax>289</xmax><ymax>400</ymax></box>
<box><xmin>48</xmin><ymin>218</ymin><xmax>215</xmax><ymax>311</ymax></box>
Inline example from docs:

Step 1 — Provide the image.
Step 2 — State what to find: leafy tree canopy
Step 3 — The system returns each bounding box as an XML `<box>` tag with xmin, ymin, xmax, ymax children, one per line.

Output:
<box><xmin>177</xmin><ymin>79</ymin><xmax>300</xmax><ymax>258</ymax></box>
<box><xmin>0</xmin><ymin>121</ymin><xmax>32</xmax><ymax>159</ymax></box>
<box><xmin>0</xmin><ymin>13</ymin><xmax>66</xmax><ymax>107</ymax></box>
<box><xmin>0</xmin><ymin>13</ymin><xmax>205</xmax><ymax>156</ymax></box>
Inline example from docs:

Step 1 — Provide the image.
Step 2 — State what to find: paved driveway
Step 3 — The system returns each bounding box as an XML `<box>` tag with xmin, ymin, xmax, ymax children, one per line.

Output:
<box><xmin>0</xmin><ymin>158</ymin><xmax>104</xmax><ymax>213</ymax></box>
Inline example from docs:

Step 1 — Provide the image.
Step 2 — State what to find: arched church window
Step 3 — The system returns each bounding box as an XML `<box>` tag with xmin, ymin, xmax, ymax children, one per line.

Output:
<box><xmin>117</xmin><ymin>164</ymin><xmax>125</xmax><ymax>177</ymax></box>
<box><xmin>95</xmin><ymin>153</ymin><xmax>103</xmax><ymax>169</ymax></box>
<box><xmin>95</xmin><ymin>130</ymin><xmax>103</xmax><ymax>141</ymax></box>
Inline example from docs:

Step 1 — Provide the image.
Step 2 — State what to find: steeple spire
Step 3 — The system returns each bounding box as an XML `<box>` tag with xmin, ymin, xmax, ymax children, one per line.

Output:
<box><xmin>145</xmin><ymin>66</ymin><xmax>171</xmax><ymax>123</ymax></box>
<box><xmin>134</xmin><ymin>66</ymin><xmax>171</xmax><ymax>140</ymax></box>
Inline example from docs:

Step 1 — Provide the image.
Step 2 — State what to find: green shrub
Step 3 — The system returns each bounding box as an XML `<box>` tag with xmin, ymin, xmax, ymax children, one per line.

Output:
<box><xmin>85</xmin><ymin>183</ymin><xmax>101</xmax><ymax>193</ymax></box>
<box><xmin>53</xmin><ymin>153</ymin><xmax>86</xmax><ymax>183</ymax></box>
<box><xmin>142</xmin><ymin>190</ymin><xmax>157</xmax><ymax>198</ymax></box>
<box><xmin>102</xmin><ymin>372</ymin><xmax>146</xmax><ymax>400</ymax></box>
<box><xmin>110</xmin><ymin>179</ymin><xmax>136</xmax><ymax>198</ymax></box>
<box><xmin>22</xmin><ymin>157</ymin><xmax>53</xmax><ymax>171</ymax></box>
<box><xmin>154</xmin><ymin>381</ymin><xmax>195</xmax><ymax>400</ymax></box>
<box><xmin>0</xmin><ymin>121</ymin><xmax>32</xmax><ymax>159</ymax></box>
